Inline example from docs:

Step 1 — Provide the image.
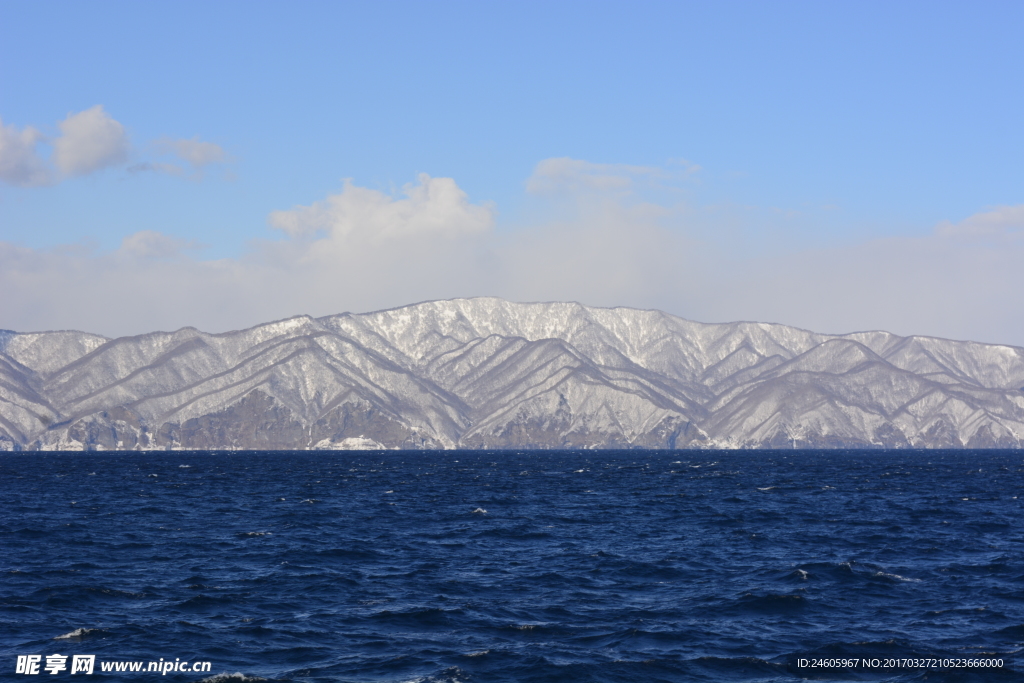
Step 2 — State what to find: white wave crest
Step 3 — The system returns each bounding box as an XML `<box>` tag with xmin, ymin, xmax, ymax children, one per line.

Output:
<box><xmin>54</xmin><ymin>627</ymin><xmax>104</xmax><ymax>639</ymax></box>
<box><xmin>875</xmin><ymin>571</ymin><xmax>921</xmax><ymax>582</ymax></box>
<box><xmin>194</xmin><ymin>674</ymin><xmax>268</xmax><ymax>683</ymax></box>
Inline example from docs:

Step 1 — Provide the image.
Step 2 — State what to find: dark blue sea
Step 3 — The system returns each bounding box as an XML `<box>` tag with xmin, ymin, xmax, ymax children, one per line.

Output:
<box><xmin>2</xmin><ymin>451</ymin><xmax>1022</xmax><ymax>682</ymax></box>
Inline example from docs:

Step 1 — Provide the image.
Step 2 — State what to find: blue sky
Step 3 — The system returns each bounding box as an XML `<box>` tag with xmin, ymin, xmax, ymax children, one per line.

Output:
<box><xmin>1</xmin><ymin>1</ymin><xmax>1022</xmax><ymax>343</ymax></box>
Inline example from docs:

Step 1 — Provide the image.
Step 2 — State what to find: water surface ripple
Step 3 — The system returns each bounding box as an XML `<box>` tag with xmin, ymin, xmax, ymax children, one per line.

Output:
<box><xmin>2</xmin><ymin>451</ymin><xmax>1022</xmax><ymax>682</ymax></box>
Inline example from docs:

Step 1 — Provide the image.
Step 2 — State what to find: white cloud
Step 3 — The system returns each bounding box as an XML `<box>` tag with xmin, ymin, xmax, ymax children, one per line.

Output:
<box><xmin>118</xmin><ymin>230</ymin><xmax>197</xmax><ymax>259</ymax></box>
<box><xmin>679</xmin><ymin>204</ymin><xmax>1024</xmax><ymax>344</ymax></box>
<box><xmin>0</xmin><ymin>174</ymin><xmax>500</xmax><ymax>336</ymax></box>
<box><xmin>936</xmin><ymin>204</ymin><xmax>1024</xmax><ymax>240</ymax></box>
<box><xmin>127</xmin><ymin>161</ymin><xmax>185</xmax><ymax>177</ymax></box>
<box><xmin>0</xmin><ymin>107</ymin><xmax>229</xmax><ymax>186</ymax></box>
<box><xmin>0</xmin><ymin>117</ymin><xmax>52</xmax><ymax>186</ymax></box>
<box><xmin>143</xmin><ymin>136</ymin><xmax>228</xmax><ymax>178</ymax></box>
<box><xmin>0</xmin><ymin>239</ymin><xmax>250</xmax><ymax>335</ymax></box>
<box><xmin>525</xmin><ymin>157</ymin><xmax>700</xmax><ymax>196</ymax></box>
<box><xmin>158</xmin><ymin>136</ymin><xmax>226</xmax><ymax>169</ymax></box>
<box><xmin>526</xmin><ymin>157</ymin><xmax>660</xmax><ymax>195</ymax></box>
<box><xmin>1</xmin><ymin>161</ymin><xmax>1022</xmax><ymax>348</ymax></box>
<box><xmin>268</xmin><ymin>173</ymin><xmax>494</xmax><ymax>241</ymax></box>
<box><xmin>52</xmin><ymin>105</ymin><xmax>130</xmax><ymax>176</ymax></box>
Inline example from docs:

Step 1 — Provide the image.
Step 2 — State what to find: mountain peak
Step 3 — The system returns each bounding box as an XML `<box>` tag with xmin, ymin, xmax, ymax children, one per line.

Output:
<box><xmin>2</xmin><ymin>298</ymin><xmax>1023</xmax><ymax>451</ymax></box>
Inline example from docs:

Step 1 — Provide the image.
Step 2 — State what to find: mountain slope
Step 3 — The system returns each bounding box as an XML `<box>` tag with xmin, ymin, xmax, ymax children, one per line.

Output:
<box><xmin>2</xmin><ymin>298</ymin><xmax>1023</xmax><ymax>450</ymax></box>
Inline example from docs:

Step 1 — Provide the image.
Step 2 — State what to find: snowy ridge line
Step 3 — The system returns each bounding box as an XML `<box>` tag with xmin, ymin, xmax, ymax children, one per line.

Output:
<box><xmin>1</xmin><ymin>297</ymin><xmax>1023</xmax><ymax>450</ymax></box>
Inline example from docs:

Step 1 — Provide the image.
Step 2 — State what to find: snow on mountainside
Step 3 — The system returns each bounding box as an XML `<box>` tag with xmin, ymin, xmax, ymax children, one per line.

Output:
<box><xmin>2</xmin><ymin>298</ymin><xmax>1023</xmax><ymax>450</ymax></box>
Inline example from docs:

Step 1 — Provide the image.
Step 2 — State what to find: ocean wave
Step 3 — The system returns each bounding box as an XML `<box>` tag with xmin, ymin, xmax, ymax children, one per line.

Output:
<box><xmin>53</xmin><ymin>627</ymin><xmax>105</xmax><ymax>639</ymax></box>
<box><xmin>193</xmin><ymin>674</ymin><xmax>269</xmax><ymax>683</ymax></box>
<box><xmin>873</xmin><ymin>570</ymin><xmax>922</xmax><ymax>583</ymax></box>
<box><xmin>5</xmin><ymin>450</ymin><xmax>1020</xmax><ymax>682</ymax></box>
<box><xmin>395</xmin><ymin>667</ymin><xmax>469</xmax><ymax>683</ymax></box>
<box><xmin>727</xmin><ymin>592</ymin><xmax>809</xmax><ymax>615</ymax></box>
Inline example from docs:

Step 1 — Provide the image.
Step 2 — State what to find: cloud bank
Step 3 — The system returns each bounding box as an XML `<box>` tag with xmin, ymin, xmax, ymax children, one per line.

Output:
<box><xmin>1</xmin><ymin>159</ymin><xmax>1022</xmax><ymax>347</ymax></box>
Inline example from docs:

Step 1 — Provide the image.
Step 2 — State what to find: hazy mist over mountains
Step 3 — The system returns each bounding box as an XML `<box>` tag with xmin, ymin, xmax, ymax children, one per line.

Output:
<box><xmin>2</xmin><ymin>298</ymin><xmax>1024</xmax><ymax>451</ymax></box>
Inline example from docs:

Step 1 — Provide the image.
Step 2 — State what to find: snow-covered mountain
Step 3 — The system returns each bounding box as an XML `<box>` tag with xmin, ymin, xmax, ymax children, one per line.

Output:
<box><xmin>2</xmin><ymin>298</ymin><xmax>1023</xmax><ymax>450</ymax></box>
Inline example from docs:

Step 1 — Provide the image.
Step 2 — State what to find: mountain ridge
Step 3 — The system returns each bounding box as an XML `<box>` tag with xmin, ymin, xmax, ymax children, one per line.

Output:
<box><xmin>2</xmin><ymin>297</ymin><xmax>1023</xmax><ymax>450</ymax></box>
